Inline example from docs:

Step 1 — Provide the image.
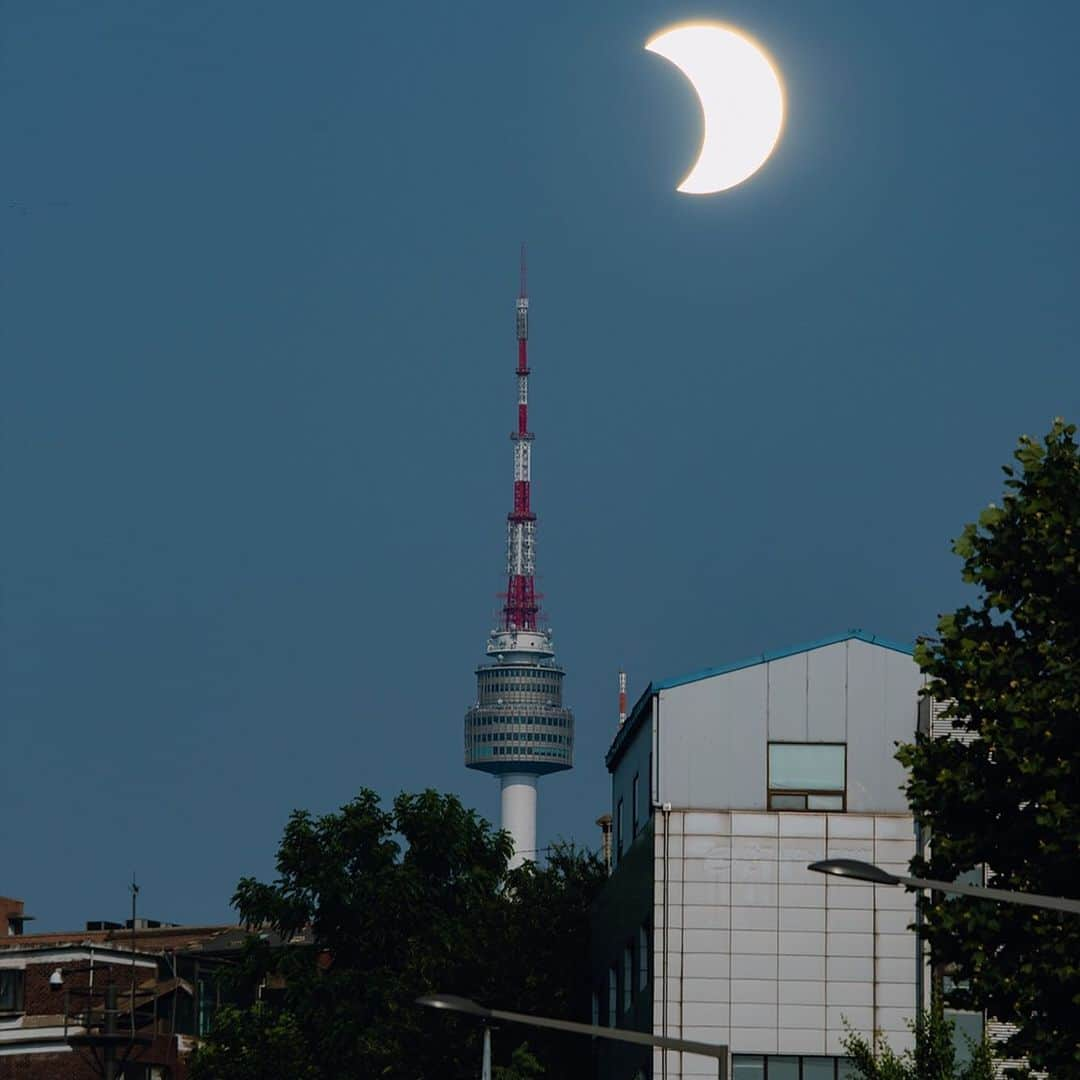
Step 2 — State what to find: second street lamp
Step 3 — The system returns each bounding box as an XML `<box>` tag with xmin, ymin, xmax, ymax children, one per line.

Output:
<box><xmin>808</xmin><ymin>858</ymin><xmax>1080</xmax><ymax>915</ymax></box>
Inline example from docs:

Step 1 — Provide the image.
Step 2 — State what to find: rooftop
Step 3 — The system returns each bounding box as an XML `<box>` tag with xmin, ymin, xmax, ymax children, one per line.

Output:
<box><xmin>606</xmin><ymin>629</ymin><xmax>913</xmax><ymax>770</ymax></box>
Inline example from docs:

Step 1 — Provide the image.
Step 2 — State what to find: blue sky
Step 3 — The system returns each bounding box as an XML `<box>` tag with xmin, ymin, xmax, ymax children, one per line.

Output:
<box><xmin>4</xmin><ymin>0</ymin><xmax>1078</xmax><ymax>929</ymax></box>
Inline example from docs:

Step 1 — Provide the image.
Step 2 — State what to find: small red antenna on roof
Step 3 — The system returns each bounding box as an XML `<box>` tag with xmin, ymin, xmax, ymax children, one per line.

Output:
<box><xmin>519</xmin><ymin>241</ymin><xmax>527</xmax><ymax>299</ymax></box>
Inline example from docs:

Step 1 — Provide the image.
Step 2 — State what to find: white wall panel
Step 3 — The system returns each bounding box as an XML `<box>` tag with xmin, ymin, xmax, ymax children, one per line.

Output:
<box><xmin>779</xmin><ymin>1028</ymin><xmax>826</xmax><ymax>1054</ymax></box>
<box><xmin>729</xmin><ymin>979</ymin><xmax>776</xmax><ymax>1004</ymax></box>
<box><xmin>779</xmin><ymin>954</ymin><xmax>825</xmax><ymax>981</ymax></box>
<box><xmin>767</xmin><ymin>652</ymin><xmax>809</xmax><ymax>741</ymax></box>
<box><xmin>780</xmin><ymin>1004</ymin><xmax>826</xmax><ymax>1029</ymax></box>
<box><xmin>807</xmin><ymin>642</ymin><xmax>848</xmax><ymax>742</ymax></box>
<box><xmin>779</xmin><ymin>980</ymin><xmax>825</xmax><ymax>1005</ymax></box>
<box><xmin>780</xmin><ymin>907</ymin><xmax>825</xmax><ymax>932</ymax></box>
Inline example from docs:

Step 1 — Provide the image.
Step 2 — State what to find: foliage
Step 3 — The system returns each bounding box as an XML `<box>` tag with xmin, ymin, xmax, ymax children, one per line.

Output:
<box><xmin>491</xmin><ymin>841</ymin><xmax>608</xmax><ymax>1077</ymax></box>
<box><xmin>896</xmin><ymin>419</ymin><xmax>1080</xmax><ymax>1076</ymax></box>
<box><xmin>841</xmin><ymin>1001</ymin><xmax>995</xmax><ymax>1080</ymax></box>
<box><xmin>493</xmin><ymin>1041</ymin><xmax>545</xmax><ymax>1080</ymax></box>
<box><xmin>189</xmin><ymin>1004</ymin><xmax>317</xmax><ymax>1080</ymax></box>
<box><xmin>196</xmin><ymin>788</ymin><xmax>605</xmax><ymax>1080</ymax></box>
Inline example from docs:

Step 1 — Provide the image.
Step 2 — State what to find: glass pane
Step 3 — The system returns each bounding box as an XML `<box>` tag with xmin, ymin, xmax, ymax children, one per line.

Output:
<box><xmin>947</xmin><ymin>1011</ymin><xmax>984</xmax><ymax>1066</ymax></box>
<box><xmin>807</xmin><ymin>794</ymin><xmax>844</xmax><ymax>810</ymax></box>
<box><xmin>769</xmin><ymin>744</ymin><xmax>845</xmax><ymax>791</ymax></box>
<box><xmin>768</xmin><ymin>1057</ymin><xmax>799</xmax><ymax>1080</ymax></box>
<box><xmin>770</xmin><ymin>793</ymin><xmax>808</xmax><ymax>810</ymax></box>
<box><xmin>803</xmin><ymin>1058</ymin><xmax>836</xmax><ymax>1080</ymax></box>
<box><xmin>732</xmin><ymin>1056</ymin><xmax>765</xmax><ymax>1080</ymax></box>
<box><xmin>838</xmin><ymin>1059</ymin><xmax>860</xmax><ymax>1080</ymax></box>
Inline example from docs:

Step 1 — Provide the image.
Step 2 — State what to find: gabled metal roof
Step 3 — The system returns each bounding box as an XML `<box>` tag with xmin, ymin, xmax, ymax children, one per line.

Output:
<box><xmin>606</xmin><ymin>629</ymin><xmax>913</xmax><ymax>770</ymax></box>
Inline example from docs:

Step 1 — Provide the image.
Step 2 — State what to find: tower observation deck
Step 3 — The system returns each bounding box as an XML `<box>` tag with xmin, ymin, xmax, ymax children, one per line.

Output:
<box><xmin>464</xmin><ymin>250</ymin><xmax>574</xmax><ymax>869</ymax></box>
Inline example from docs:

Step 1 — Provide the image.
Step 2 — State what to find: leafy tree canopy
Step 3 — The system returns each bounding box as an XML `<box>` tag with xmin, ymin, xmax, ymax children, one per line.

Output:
<box><xmin>189</xmin><ymin>789</ymin><xmax>605</xmax><ymax>1080</ymax></box>
<box><xmin>897</xmin><ymin>419</ymin><xmax>1080</xmax><ymax>1076</ymax></box>
<box><xmin>841</xmin><ymin>1003</ymin><xmax>994</xmax><ymax>1080</ymax></box>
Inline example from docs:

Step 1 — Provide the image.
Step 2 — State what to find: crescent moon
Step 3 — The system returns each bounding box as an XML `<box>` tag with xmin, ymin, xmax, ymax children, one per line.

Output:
<box><xmin>646</xmin><ymin>24</ymin><xmax>785</xmax><ymax>194</ymax></box>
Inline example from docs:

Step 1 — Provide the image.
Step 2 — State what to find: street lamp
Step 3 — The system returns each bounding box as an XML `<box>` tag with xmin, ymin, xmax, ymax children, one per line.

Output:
<box><xmin>417</xmin><ymin>994</ymin><xmax>729</xmax><ymax>1079</ymax></box>
<box><xmin>808</xmin><ymin>858</ymin><xmax>1080</xmax><ymax>915</ymax></box>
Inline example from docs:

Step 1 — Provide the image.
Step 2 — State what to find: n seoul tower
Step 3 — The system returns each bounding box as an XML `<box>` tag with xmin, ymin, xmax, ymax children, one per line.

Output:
<box><xmin>464</xmin><ymin>249</ymin><xmax>574</xmax><ymax>869</ymax></box>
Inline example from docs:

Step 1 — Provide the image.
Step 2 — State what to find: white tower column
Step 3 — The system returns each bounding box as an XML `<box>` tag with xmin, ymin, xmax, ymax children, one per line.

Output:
<box><xmin>501</xmin><ymin>773</ymin><xmax>538</xmax><ymax>869</ymax></box>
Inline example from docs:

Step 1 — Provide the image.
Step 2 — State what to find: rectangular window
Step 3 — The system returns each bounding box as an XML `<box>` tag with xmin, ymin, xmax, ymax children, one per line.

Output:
<box><xmin>591</xmin><ymin>991</ymin><xmax>599</xmax><ymax>1027</ymax></box>
<box><xmin>768</xmin><ymin>743</ymin><xmax>846</xmax><ymax>811</ymax></box>
<box><xmin>638</xmin><ymin>924</ymin><xmax>650</xmax><ymax>990</ymax></box>
<box><xmin>632</xmin><ymin>774</ymin><xmax>640</xmax><ymax>838</ymax></box>
<box><xmin>616</xmin><ymin>798</ymin><xmax>624</xmax><ymax>862</ymax></box>
<box><xmin>623</xmin><ymin>943</ymin><xmax>633</xmax><ymax>1012</ymax></box>
<box><xmin>0</xmin><ymin>971</ymin><xmax>23</xmax><ymax>1012</ymax></box>
<box><xmin>733</xmin><ymin>1056</ymin><xmax>765</xmax><ymax>1080</ymax></box>
<box><xmin>770</xmin><ymin>1058</ymin><xmax>800</xmax><ymax>1080</ymax></box>
<box><xmin>608</xmin><ymin>966</ymin><xmax>617</xmax><ymax>1027</ymax></box>
<box><xmin>732</xmin><ymin>1056</ymin><xmax>855</xmax><ymax>1079</ymax></box>
<box><xmin>648</xmin><ymin>752</ymin><xmax>654</xmax><ymax>817</ymax></box>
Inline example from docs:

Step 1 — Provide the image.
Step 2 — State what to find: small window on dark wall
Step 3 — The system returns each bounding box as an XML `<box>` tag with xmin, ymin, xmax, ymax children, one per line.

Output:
<box><xmin>631</xmin><ymin>774</ymin><xmax>639</xmax><ymax>838</ymax></box>
<box><xmin>0</xmin><ymin>970</ymin><xmax>24</xmax><ymax>1012</ymax></box>
<box><xmin>768</xmin><ymin>743</ymin><xmax>846</xmax><ymax>811</ymax></box>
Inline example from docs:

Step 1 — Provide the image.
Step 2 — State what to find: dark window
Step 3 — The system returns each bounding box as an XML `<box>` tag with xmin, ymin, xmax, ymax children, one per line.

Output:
<box><xmin>632</xmin><ymin>773</ymin><xmax>640</xmax><ymax>838</ymax></box>
<box><xmin>732</xmin><ymin>1057</ymin><xmax>855</xmax><ymax>1079</ymax></box>
<box><xmin>638</xmin><ymin>924</ymin><xmax>650</xmax><ymax>990</ymax></box>
<box><xmin>608</xmin><ymin>966</ymin><xmax>616</xmax><ymax>1027</ymax></box>
<box><xmin>623</xmin><ymin>943</ymin><xmax>633</xmax><ymax>1012</ymax></box>
<box><xmin>616</xmin><ymin>798</ymin><xmax>624</xmax><ymax>862</ymax></box>
<box><xmin>0</xmin><ymin>970</ymin><xmax>24</xmax><ymax>1012</ymax></box>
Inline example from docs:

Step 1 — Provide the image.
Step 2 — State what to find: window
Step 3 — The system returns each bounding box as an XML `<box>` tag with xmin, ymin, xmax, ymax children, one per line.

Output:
<box><xmin>0</xmin><ymin>970</ymin><xmax>23</xmax><ymax>1012</ymax></box>
<box><xmin>608</xmin><ymin>966</ymin><xmax>617</xmax><ymax>1027</ymax></box>
<box><xmin>632</xmin><ymin>774</ymin><xmax>640</xmax><ymax>838</ymax></box>
<box><xmin>732</xmin><ymin>1057</ymin><xmax>855</xmax><ymax>1079</ymax></box>
<box><xmin>591</xmin><ymin>991</ymin><xmax>599</xmax><ymax>1027</ymax></box>
<box><xmin>768</xmin><ymin>743</ymin><xmax>846</xmax><ymax>810</ymax></box>
<box><xmin>638</xmin><ymin>924</ymin><xmax>650</xmax><ymax>990</ymax></box>
<box><xmin>616</xmin><ymin>798</ymin><xmax>624</xmax><ymax>862</ymax></box>
<box><xmin>623</xmin><ymin>943</ymin><xmax>633</xmax><ymax>1012</ymax></box>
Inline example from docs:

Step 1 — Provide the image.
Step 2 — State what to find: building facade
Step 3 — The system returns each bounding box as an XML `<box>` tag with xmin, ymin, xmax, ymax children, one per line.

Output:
<box><xmin>591</xmin><ymin>631</ymin><xmax>925</xmax><ymax>1080</ymax></box>
<box><xmin>0</xmin><ymin>917</ymin><xmax>256</xmax><ymax>1079</ymax></box>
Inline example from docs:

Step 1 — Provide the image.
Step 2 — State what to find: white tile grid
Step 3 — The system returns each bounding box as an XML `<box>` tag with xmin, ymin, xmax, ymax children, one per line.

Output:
<box><xmin>874</xmin><ymin>815</ymin><xmax>915</xmax><ymax>840</ymax></box>
<box><xmin>683</xmin><ymin>880</ymin><xmax>731</xmax><ymax>906</ymax></box>
<box><xmin>682</xmin><ymin>977</ymin><xmax>731</xmax><ymax>1003</ymax></box>
<box><xmin>684</xmin><ymin>905</ymin><xmax>732</xmax><ymax>930</ymax></box>
<box><xmin>729</xmin><ymin>978</ymin><xmax>777</xmax><ymax>1004</ymax></box>
<box><xmin>683</xmin><ymin>811</ymin><xmax>731</xmax><ymax>835</ymax></box>
<box><xmin>779</xmin><ymin>813</ymin><xmax>826</xmax><ymax>838</ymax></box>
<box><xmin>685</xmin><ymin>834</ymin><xmax>730</xmax><ymax>858</ymax></box>
<box><xmin>777</xmin><ymin>836</ymin><xmax>826</xmax><ymax>862</ymax></box>
<box><xmin>732</xmin><ymin>835</ymin><xmax>779</xmax><ymax>861</ymax></box>
<box><xmin>731</xmin><ymin>812</ymin><xmax>779</xmax><ymax>836</ymax></box>
<box><xmin>778</xmin><ymin>1028</ymin><xmax>827</xmax><ymax>1054</ymax></box>
<box><xmin>780</xmin><ymin>907</ymin><xmax>824</xmax><ymax>932</ymax></box>
<box><xmin>656</xmin><ymin>814</ymin><xmax>919</xmax><ymax>1077</ymax></box>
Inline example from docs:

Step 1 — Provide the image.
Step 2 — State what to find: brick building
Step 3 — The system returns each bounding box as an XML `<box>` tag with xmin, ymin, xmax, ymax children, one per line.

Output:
<box><xmin>0</xmin><ymin>911</ymin><xmax>251</xmax><ymax>1080</ymax></box>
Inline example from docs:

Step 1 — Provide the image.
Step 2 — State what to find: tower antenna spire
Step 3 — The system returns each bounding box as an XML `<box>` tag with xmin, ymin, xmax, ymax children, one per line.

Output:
<box><xmin>464</xmin><ymin>250</ymin><xmax>575</xmax><ymax>870</ymax></box>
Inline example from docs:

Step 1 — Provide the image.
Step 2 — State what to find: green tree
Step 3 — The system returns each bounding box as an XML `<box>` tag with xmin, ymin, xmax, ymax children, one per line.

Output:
<box><xmin>194</xmin><ymin>789</ymin><xmax>605</xmax><ymax>1080</ymax></box>
<box><xmin>493</xmin><ymin>842</ymin><xmax>608</xmax><ymax>1079</ymax></box>
<box><xmin>189</xmin><ymin>1004</ymin><xmax>318</xmax><ymax>1080</ymax></box>
<box><xmin>493</xmin><ymin>1041</ymin><xmax>545</xmax><ymax>1080</ymax></box>
<box><xmin>896</xmin><ymin>419</ymin><xmax>1080</xmax><ymax>1076</ymax></box>
<box><xmin>841</xmin><ymin>1002</ymin><xmax>995</xmax><ymax>1080</ymax></box>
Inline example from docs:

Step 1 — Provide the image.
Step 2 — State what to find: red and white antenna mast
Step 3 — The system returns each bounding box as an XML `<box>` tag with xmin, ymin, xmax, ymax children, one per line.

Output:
<box><xmin>619</xmin><ymin>670</ymin><xmax>628</xmax><ymax>728</ymax></box>
<box><xmin>464</xmin><ymin>249</ymin><xmax>575</xmax><ymax>871</ymax></box>
<box><xmin>504</xmin><ymin>242</ymin><xmax>538</xmax><ymax>631</ymax></box>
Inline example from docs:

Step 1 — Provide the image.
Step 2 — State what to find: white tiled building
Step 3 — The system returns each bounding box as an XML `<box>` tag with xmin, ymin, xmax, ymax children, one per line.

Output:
<box><xmin>590</xmin><ymin>631</ymin><xmax>924</xmax><ymax>1080</ymax></box>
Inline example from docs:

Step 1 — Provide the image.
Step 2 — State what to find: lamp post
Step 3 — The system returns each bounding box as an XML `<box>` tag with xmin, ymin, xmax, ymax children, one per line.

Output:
<box><xmin>416</xmin><ymin>994</ymin><xmax>729</xmax><ymax>1080</ymax></box>
<box><xmin>807</xmin><ymin>858</ymin><xmax>1080</xmax><ymax>915</ymax></box>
